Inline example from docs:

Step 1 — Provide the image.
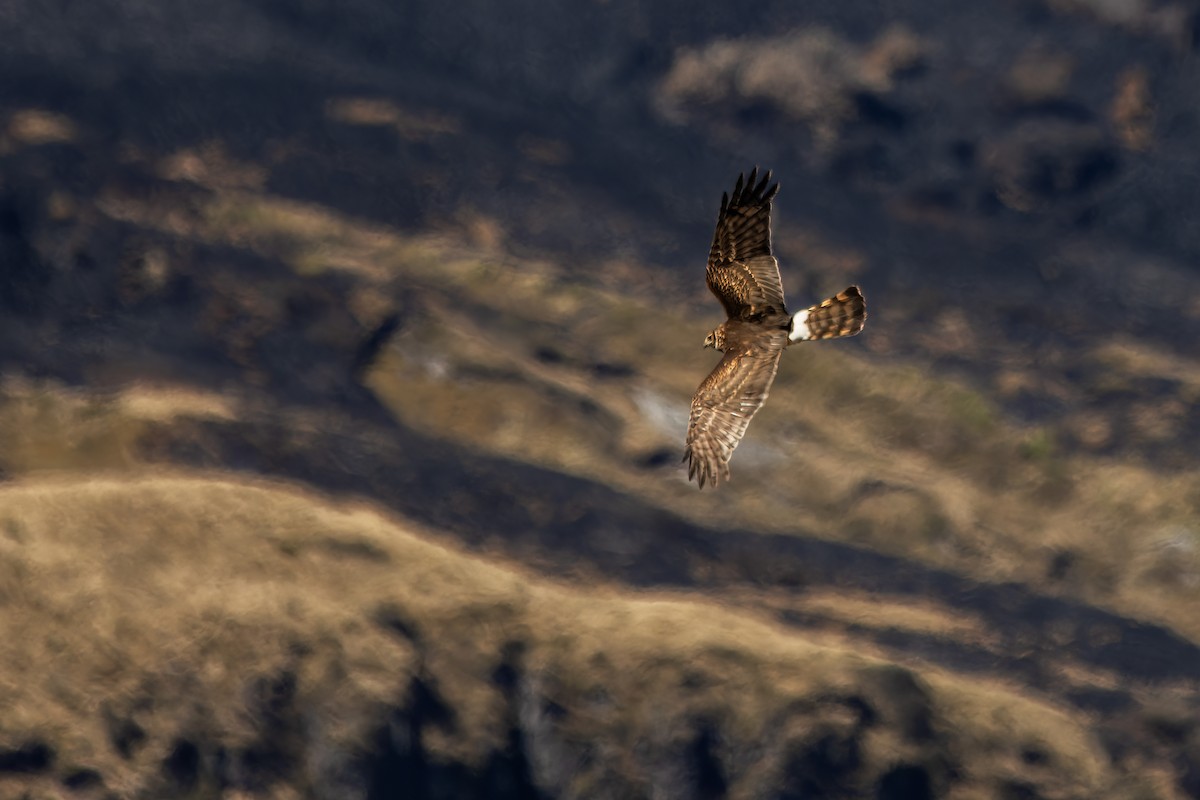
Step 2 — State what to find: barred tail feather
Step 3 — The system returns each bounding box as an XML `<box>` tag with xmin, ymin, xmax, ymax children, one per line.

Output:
<box><xmin>788</xmin><ymin>286</ymin><xmax>866</xmax><ymax>342</ymax></box>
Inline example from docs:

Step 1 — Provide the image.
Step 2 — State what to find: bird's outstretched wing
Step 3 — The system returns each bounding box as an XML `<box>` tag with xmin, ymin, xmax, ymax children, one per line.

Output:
<box><xmin>706</xmin><ymin>168</ymin><xmax>786</xmax><ymax>319</ymax></box>
<box><xmin>683</xmin><ymin>330</ymin><xmax>787</xmax><ymax>489</ymax></box>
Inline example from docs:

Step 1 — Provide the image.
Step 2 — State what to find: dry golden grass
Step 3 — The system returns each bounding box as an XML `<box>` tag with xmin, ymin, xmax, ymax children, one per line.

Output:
<box><xmin>324</xmin><ymin>97</ymin><xmax>460</xmax><ymax>141</ymax></box>
<box><xmin>656</xmin><ymin>26</ymin><xmax>925</xmax><ymax>149</ymax></box>
<box><xmin>0</xmin><ymin>474</ymin><xmax>1121</xmax><ymax>796</ymax></box>
<box><xmin>158</xmin><ymin>141</ymin><xmax>269</xmax><ymax>190</ymax></box>
<box><xmin>352</xmin><ymin>260</ymin><xmax>1200</xmax><ymax>646</ymax></box>
<box><xmin>783</xmin><ymin>589</ymin><xmax>997</xmax><ymax>644</ymax></box>
<box><xmin>0</xmin><ymin>380</ymin><xmax>237</xmax><ymax>478</ymax></box>
<box><xmin>42</xmin><ymin>173</ymin><xmax>1200</xmax><ymax>648</ymax></box>
<box><xmin>0</xmin><ymin>381</ymin><xmax>148</xmax><ymax>475</ymax></box>
<box><xmin>360</xmin><ymin>284</ymin><xmax>1200</xmax><ymax>641</ymax></box>
<box><xmin>5</xmin><ymin>108</ymin><xmax>77</xmax><ymax>146</ymax></box>
<box><xmin>1</xmin><ymin>126</ymin><xmax>1194</xmax><ymax>794</ymax></box>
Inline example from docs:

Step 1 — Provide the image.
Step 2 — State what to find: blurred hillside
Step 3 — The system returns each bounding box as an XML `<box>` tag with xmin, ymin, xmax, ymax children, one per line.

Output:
<box><xmin>1</xmin><ymin>0</ymin><xmax>1199</xmax><ymax>798</ymax></box>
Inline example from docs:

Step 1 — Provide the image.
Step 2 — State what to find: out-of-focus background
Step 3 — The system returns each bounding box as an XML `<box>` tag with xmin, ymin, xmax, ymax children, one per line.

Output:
<box><xmin>2</xmin><ymin>1</ymin><xmax>1199</xmax><ymax>797</ymax></box>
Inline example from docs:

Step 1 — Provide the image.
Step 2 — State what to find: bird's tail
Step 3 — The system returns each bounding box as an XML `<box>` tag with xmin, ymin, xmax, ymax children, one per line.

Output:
<box><xmin>788</xmin><ymin>286</ymin><xmax>866</xmax><ymax>342</ymax></box>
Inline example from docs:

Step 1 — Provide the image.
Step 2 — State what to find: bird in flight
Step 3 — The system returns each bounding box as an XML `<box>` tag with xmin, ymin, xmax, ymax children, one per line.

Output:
<box><xmin>684</xmin><ymin>168</ymin><xmax>866</xmax><ymax>488</ymax></box>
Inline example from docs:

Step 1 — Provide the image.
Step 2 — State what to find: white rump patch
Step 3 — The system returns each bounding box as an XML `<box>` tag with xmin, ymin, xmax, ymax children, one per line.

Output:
<box><xmin>788</xmin><ymin>308</ymin><xmax>812</xmax><ymax>342</ymax></box>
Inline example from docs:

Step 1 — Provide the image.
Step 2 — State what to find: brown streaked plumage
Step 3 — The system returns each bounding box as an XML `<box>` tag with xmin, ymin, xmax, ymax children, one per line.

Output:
<box><xmin>684</xmin><ymin>169</ymin><xmax>867</xmax><ymax>489</ymax></box>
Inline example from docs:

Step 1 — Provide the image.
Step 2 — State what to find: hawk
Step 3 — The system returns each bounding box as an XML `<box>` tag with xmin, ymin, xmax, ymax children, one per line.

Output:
<box><xmin>684</xmin><ymin>168</ymin><xmax>866</xmax><ymax>488</ymax></box>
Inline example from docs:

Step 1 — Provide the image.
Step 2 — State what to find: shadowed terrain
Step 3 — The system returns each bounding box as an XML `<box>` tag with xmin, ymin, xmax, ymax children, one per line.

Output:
<box><xmin>2</xmin><ymin>0</ymin><xmax>1200</xmax><ymax>797</ymax></box>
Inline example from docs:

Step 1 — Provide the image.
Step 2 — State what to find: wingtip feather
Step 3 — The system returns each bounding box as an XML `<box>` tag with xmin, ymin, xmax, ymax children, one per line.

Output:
<box><xmin>753</xmin><ymin>170</ymin><xmax>771</xmax><ymax>198</ymax></box>
<box><xmin>726</xmin><ymin>167</ymin><xmax>780</xmax><ymax>208</ymax></box>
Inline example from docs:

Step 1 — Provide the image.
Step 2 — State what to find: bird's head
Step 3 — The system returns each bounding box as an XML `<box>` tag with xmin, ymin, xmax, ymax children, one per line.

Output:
<box><xmin>704</xmin><ymin>326</ymin><xmax>726</xmax><ymax>351</ymax></box>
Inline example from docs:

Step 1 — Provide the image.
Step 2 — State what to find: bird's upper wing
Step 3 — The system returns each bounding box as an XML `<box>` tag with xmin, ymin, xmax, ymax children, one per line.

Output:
<box><xmin>706</xmin><ymin>168</ymin><xmax>787</xmax><ymax>319</ymax></box>
<box><xmin>683</xmin><ymin>329</ymin><xmax>787</xmax><ymax>489</ymax></box>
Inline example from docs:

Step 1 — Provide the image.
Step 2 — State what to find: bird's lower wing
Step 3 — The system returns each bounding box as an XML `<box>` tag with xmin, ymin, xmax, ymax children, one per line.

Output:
<box><xmin>684</xmin><ymin>341</ymin><xmax>784</xmax><ymax>489</ymax></box>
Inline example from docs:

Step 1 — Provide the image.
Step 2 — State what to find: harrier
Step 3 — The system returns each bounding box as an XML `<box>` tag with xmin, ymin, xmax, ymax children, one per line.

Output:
<box><xmin>684</xmin><ymin>168</ymin><xmax>866</xmax><ymax>488</ymax></box>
